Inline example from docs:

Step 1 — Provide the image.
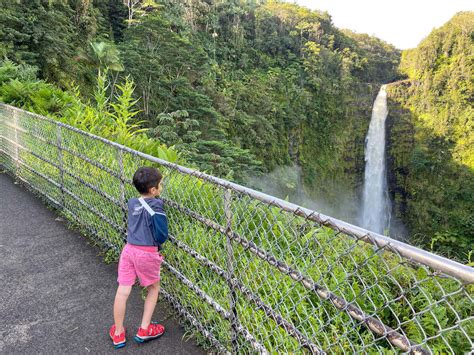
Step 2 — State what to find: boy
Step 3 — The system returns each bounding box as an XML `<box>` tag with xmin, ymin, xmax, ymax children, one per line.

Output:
<box><xmin>109</xmin><ymin>166</ymin><xmax>167</xmax><ymax>349</ymax></box>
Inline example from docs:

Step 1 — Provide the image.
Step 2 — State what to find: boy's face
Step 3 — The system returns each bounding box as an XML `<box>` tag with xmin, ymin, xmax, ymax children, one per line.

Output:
<box><xmin>149</xmin><ymin>179</ymin><xmax>163</xmax><ymax>197</ymax></box>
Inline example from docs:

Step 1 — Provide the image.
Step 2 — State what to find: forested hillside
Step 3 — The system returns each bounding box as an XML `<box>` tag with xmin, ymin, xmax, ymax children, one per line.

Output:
<box><xmin>1</xmin><ymin>1</ymin><xmax>471</xmax><ymax>260</ymax></box>
<box><xmin>0</xmin><ymin>0</ymin><xmax>399</xmax><ymax>217</ymax></box>
<box><xmin>387</xmin><ymin>12</ymin><xmax>473</xmax><ymax>259</ymax></box>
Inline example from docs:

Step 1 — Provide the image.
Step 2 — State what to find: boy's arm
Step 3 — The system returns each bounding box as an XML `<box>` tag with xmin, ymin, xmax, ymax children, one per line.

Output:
<box><xmin>152</xmin><ymin>198</ymin><xmax>168</xmax><ymax>238</ymax></box>
<box><xmin>151</xmin><ymin>199</ymin><xmax>166</xmax><ymax>215</ymax></box>
<box><xmin>152</xmin><ymin>199</ymin><xmax>168</xmax><ymax>243</ymax></box>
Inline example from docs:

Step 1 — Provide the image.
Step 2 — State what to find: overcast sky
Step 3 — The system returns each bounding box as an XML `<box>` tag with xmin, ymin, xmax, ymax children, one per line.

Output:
<box><xmin>291</xmin><ymin>0</ymin><xmax>474</xmax><ymax>49</ymax></box>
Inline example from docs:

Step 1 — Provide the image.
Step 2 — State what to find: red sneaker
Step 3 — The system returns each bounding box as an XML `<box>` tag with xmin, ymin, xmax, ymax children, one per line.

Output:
<box><xmin>109</xmin><ymin>325</ymin><xmax>126</xmax><ymax>349</ymax></box>
<box><xmin>134</xmin><ymin>322</ymin><xmax>165</xmax><ymax>343</ymax></box>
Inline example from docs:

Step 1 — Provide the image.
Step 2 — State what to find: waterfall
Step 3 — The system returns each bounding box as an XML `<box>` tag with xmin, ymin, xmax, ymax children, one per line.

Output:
<box><xmin>360</xmin><ymin>85</ymin><xmax>391</xmax><ymax>234</ymax></box>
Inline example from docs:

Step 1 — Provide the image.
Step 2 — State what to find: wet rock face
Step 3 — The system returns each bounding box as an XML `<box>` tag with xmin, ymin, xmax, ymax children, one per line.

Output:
<box><xmin>385</xmin><ymin>93</ymin><xmax>414</xmax><ymax>239</ymax></box>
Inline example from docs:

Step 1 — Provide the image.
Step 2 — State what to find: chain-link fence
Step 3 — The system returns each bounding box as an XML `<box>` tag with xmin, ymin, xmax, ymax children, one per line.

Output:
<box><xmin>1</xmin><ymin>103</ymin><xmax>473</xmax><ymax>354</ymax></box>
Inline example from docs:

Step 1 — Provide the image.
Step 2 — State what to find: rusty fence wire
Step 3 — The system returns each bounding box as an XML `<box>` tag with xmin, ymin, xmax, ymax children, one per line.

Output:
<box><xmin>1</xmin><ymin>103</ymin><xmax>473</xmax><ymax>354</ymax></box>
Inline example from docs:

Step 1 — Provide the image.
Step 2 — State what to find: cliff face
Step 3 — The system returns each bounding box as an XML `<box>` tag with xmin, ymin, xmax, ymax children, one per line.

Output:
<box><xmin>386</xmin><ymin>82</ymin><xmax>415</xmax><ymax>238</ymax></box>
<box><xmin>258</xmin><ymin>82</ymin><xmax>382</xmax><ymax>225</ymax></box>
<box><xmin>387</xmin><ymin>83</ymin><xmax>473</xmax><ymax>259</ymax></box>
<box><xmin>297</xmin><ymin>84</ymin><xmax>379</xmax><ymax>221</ymax></box>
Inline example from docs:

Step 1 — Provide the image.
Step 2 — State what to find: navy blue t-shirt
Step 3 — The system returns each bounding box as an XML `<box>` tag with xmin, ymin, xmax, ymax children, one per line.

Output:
<box><xmin>127</xmin><ymin>197</ymin><xmax>166</xmax><ymax>246</ymax></box>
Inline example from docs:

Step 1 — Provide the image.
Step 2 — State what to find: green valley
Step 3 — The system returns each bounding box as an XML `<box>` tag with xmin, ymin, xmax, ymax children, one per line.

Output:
<box><xmin>0</xmin><ymin>0</ymin><xmax>472</xmax><ymax>260</ymax></box>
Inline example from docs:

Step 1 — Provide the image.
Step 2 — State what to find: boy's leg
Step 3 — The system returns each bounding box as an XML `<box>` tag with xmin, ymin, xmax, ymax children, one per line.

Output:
<box><xmin>114</xmin><ymin>285</ymin><xmax>132</xmax><ymax>334</ymax></box>
<box><xmin>140</xmin><ymin>281</ymin><xmax>160</xmax><ymax>329</ymax></box>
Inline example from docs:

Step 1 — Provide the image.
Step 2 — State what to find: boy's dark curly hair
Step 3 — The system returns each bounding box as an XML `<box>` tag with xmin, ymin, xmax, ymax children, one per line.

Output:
<box><xmin>132</xmin><ymin>167</ymin><xmax>163</xmax><ymax>194</ymax></box>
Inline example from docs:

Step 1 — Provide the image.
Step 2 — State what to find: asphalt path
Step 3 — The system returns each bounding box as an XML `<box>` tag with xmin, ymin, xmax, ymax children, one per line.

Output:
<box><xmin>0</xmin><ymin>172</ymin><xmax>204</xmax><ymax>354</ymax></box>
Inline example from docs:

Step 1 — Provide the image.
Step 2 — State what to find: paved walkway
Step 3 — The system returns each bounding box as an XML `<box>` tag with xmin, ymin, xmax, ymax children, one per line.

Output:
<box><xmin>0</xmin><ymin>173</ymin><xmax>204</xmax><ymax>354</ymax></box>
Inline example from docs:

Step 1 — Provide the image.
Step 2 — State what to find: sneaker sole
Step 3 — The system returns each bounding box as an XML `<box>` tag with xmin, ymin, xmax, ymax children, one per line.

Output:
<box><xmin>110</xmin><ymin>335</ymin><xmax>126</xmax><ymax>349</ymax></box>
<box><xmin>134</xmin><ymin>333</ymin><xmax>164</xmax><ymax>343</ymax></box>
<box><xmin>113</xmin><ymin>342</ymin><xmax>126</xmax><ymax>349</ymax></box>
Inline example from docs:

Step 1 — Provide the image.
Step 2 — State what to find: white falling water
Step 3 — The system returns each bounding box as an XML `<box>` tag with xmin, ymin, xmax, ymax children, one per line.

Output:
<box><xmin>360</xmin><ymin>85</ymin><xmax>391</xmax><ymax>234</ymax></box>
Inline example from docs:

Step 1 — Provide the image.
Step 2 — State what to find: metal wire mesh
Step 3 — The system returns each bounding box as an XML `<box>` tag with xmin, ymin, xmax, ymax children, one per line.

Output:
<box><xmin>1</xmin><ymin>103</ymin><xmax>472</xmax><ymax>354</ymax></box>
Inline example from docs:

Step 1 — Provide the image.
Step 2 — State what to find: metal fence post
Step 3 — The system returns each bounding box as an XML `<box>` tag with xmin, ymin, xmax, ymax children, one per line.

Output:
<box><xmin>224</xmin><ymin>189</ymin><xmax>239</xmax><ymax>353</ymax></box>
<box><xmin>0</xmin><ymin>109</ymin><xmax>3</xmax><ymax>167</ymax></box>
<box><xmin>56</xmin><ymin>124</ymin><xmax>65</xmax><ymax>208</ymax></box>
<box><xmin>13</xmin><ymin>109</ymin><xmax>20</xmax><ymax>175</ymax></box>
<box><xmin>117</xmin><ymin>148</ymin><xmax>127</xmax><ymax>238</ymax></box>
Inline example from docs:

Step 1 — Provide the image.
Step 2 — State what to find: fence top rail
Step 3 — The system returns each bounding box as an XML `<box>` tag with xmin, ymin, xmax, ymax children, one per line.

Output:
<box><xmin>2</xmin><ymin>103</ymin><xmax>473</xmax><ymax>284</ymax></box>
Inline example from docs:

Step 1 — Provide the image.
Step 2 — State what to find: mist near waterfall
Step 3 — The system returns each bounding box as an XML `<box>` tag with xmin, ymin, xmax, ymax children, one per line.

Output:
<box><xmin>244</xmin><ymin>164</ymin><xmax>360</xmax><ymax>225</ymax></box>
<box><xmin>245</xmin><ymin>85</ymin><xmax>411</xmax><ymax>239</ymax></box>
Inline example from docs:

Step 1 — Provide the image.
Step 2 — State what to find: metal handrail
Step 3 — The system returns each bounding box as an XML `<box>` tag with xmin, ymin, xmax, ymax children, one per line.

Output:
<box><xmin>2</xmin><ymin>103</ymin><xmax>471</xmax><ymax>283</ymax></box>
<box><xmin>1</xmin><ymin>102</ymin><xmax>472</xmax><ymax>354</ymax></box>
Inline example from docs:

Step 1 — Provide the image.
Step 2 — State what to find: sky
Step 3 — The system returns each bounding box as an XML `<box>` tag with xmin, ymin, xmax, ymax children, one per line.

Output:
<box><xmin>292</xmin><ymin>0</ymin><xmax>474</xmax><ymax>49</ymax></box>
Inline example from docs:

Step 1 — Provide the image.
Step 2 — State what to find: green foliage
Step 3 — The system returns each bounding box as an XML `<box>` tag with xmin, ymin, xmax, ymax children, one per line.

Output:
<box><xmin>340</xmin><ymin>29</ymin><xmax>401</xmax><ymax>83</ymax></box>
<box><xmin>0</xmin><ymin>59</ymin><xmax>38</xmax><ymax>84</ymax></box>
<box><xmin>110</xmin><ymin>0</ymin><xmax>400</xmax><ymax>194</ymax></box>
<box><xmin>187</xmin><ymin>140</ymin><xmax>263</xmax><ymax>181</ymax></box>
<box><xmin>0</xmin><ymin>0</ymin><xmax>106</xmax><ymax>89</ymax></box>
<box><xmin>0</xmin><ymin>60</ymin><xmax>179</xmax><ymax>163</ymax></box>
<box><xmin>108</xmin><ymin>78</ymin><xmax>146</xmax><ymax>142</ymax></box>
<box><xmin>154</xmin><ymin>110</ymin><xmax>201</xmax><ymax>147</ymax></box>
<box><xmin>387</xmin><ymin>12</ymin><xmax>474</xmax><ymax>260</ymax></box>
<box><xmin>0</xmin><ymin>79</ymin><xmax>78</xmax><ymax>117</ymax></box>
<box><xmin>103</xmin><ymin>248</ymin><xmax>120</xmax><ymax>264</ymax></box>
<box><xmin>79</xmin><ymin>41</ymin><xmax>125</xmax><ymax>74</ymax></box>
<box><xmin>1</xmin><ymin>0</ymin><xmax>468</xmax><ymax>258</ymax></box>
<box><xmin>0</xmin><ymin>0</ymin><xmax>401</xmax><ymax>201</ymax></box>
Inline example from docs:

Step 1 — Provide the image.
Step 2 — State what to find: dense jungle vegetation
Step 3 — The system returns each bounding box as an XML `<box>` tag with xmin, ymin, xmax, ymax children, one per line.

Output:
<box><xmin>0</xmin><ymin>0</ymin><xmax>400</xmax><ymax>195</ymax></box>
<box><xmin>0</xmin><ymin>1</ymin><xmax>472</xmax><ymax>260</ymax></box>
<box><xmin>386</xmin><ymin>12</ymin><xmax>473</xmax><ymax>259</ymax></box>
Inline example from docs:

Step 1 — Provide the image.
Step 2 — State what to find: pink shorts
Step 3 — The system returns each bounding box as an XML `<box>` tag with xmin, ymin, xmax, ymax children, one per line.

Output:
<box><xmin>117</xmin><ymin>244</ymin><xmax>164</xmax><ymax>287</ymax></box>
